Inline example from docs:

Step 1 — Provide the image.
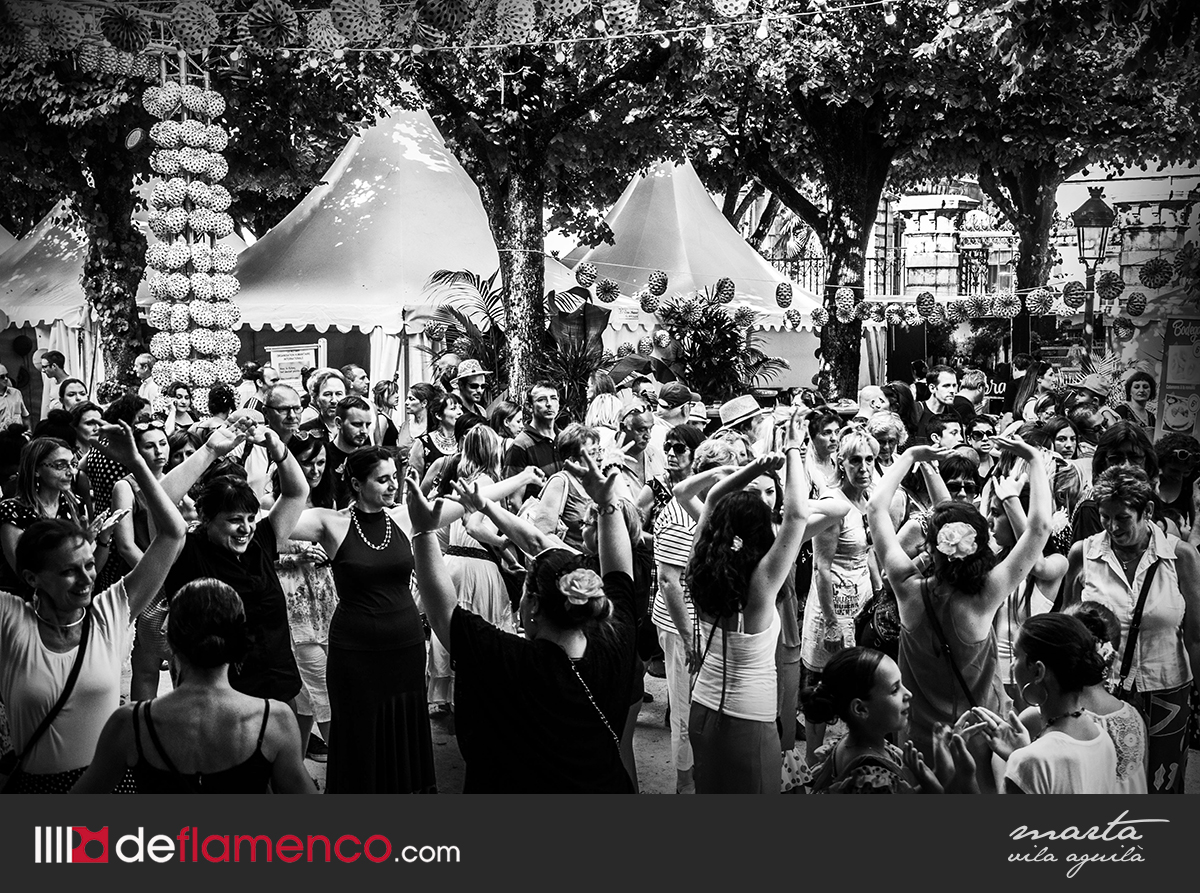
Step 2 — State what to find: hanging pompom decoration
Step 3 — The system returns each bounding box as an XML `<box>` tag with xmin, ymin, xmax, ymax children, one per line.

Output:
<box><xmin>884</xmin><ymin>303</ymin><xmax>905</xmax><ymax>326</ymax></box>
<box><xmin>715</xmin><ymin>276</ymin><xmax>736</xmax><ymax>304</ymax></box>
<box><xmin>916</xmin><ymin>291</ymin><xmax>937</xmax><ymax>319</ymax></box>
<box><xmin>992</xmin><ymin>290</ymin><xmax>1020</xmax><ymax>319</ymax></box>
<box><xmin>785</xmin><ymin>308</ymin><xmax>804</xmax><ymax>329</ymax></box>
<box><xmin>637</xmin><ymin>336</ymin><xmax>655</xmax><ymax>355</ymax></box>
<box><xmin>1095</xmin><ymin>269</ymin><xmax>1126</xmax><ymax>302</ymax></box>
<box><xmin>1026</xmin><ymin>287</ymin><xmax>1053</xmax><ymax>315</ymax></box>
<box><xmin>246</xmin><ymin>0</ymin><xmax>300</xmax><ymax>48</ymax></box>
<box><xmin>1125</xmin><ymin>292</ymin><xmax>1147</xmax><ymax>317</ymax></box>
<box><xmin>653</xmin><ymin>330</ymin><xmax>671</xmax><ymax>348</ymax></box>
<box><xmin>307</xmin><ymin>9</ymin><xmax>346</xmax><ymax>53</ymax></box>
<box><xmin>733</xmin><ymin>306</ymin><xmax>756</xmax><ymax>329</ymax></box>
<box><xmin>575</xmin><ymin>262</ymin><xmax>597</xmax><ymax>287</ymax></box>
<box><xmin>775</xmin><ymin>282</ymin><xmax>792</xmax><ymax>308</ymax></box>
<box><xmin>810</xmin><ymin>307</ymin><xmax>829</xmax><ymax>327</ymax></box>
<box><xmin>647</xmin><ymin>270</ymin><xmax>669</xmax><ymax>296</ymax></box>
<box><xmin>1138</xmin><ymin>257</ymin><xmax>1172</xmax><ymax>289</ymax></box>
<box><xmin>331</xmin><ymin>0</ymin><xmax>384</xmax><ymax>43</ymax></box>
<box><xmin>496</xmin><ymin>0</ymin><xmax>537</xmax><ymax>43</ymax></box>
<box><xmin>1112</xmin><ymin>318</ymin><xmax>1135</xmax><ymax>339</ymax></box>
<box><xmin>170</xmin><ymin>1</ymin><xmax>220</xmax><ymax>53</ymax></box>
<box><xmin>101</xmin><ymin>4</ymin><xmax>151</xmax><ymax>53</ymax></box>
<box><xmin>417</xmin><ymin>0</ymin><xmax>470</xmax><ymax>34</ymax></box>
<box><xmin>639</xmin><ymin>291</ymin><xmax>659</xmax><ymax>314</ymax></box>
<box><xmin>595</xmin><ymin>278</ymin><xmax>620</xmax><ymax>304</ymax></box>
<box><xmin>1062</xmin><ymin>281</ymin><xmax>1087</xmax><ymax>309</ymax></box>
<box><xmin>601</xmin><ymin>0</ymin><xmax>638</xmax><ymax>32</ymax></box>
<box><xmin>39</xmin><ymin>3</ymin><xmax>87</xmax><ymax>51</ymax></box>
<box><xmin>944</xmin><ymin>300</ymin><xmax>967</xmax><ymax>324</ymax></box>
<box><xmin>615</xmin><ymin>342</ymin><xmax>634</xmax><ymax>358</ymax></box>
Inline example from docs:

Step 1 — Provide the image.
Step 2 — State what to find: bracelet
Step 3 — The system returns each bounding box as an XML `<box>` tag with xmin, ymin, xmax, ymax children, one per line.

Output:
<box><xmin>411</xmin><ymin>530</ymin><xmax>435</xmax><ymax>540</ymax></box>
<box><xmin>270</xmin><ymin>447</ymin><xmax>288</xmax><ymax>465</ymax></box>
<box><xmin>596</xmin><ymin>503</ymin><xmax>621</xmax><ymax>516</ymax></box>
<box><xmin>785</xmin><ymin>446</ymin><xmax>805</xmax><ymax>455</ymax></box>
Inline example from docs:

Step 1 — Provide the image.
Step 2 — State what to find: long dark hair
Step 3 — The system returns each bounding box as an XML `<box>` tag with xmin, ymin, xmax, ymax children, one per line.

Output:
<box><xmin>686</xmin><ymin>491</ymin><xmax>775</xmax><ymax>619</ymax></box>
<box><xmin>284</xmin><ymin>437</ymin><xmax>335</xmax><ymax>509</ymax></box>
<box><xmin>924</xmin><ymin>501</ymin><xmax>997</xmax><ymax>595</ymax></box>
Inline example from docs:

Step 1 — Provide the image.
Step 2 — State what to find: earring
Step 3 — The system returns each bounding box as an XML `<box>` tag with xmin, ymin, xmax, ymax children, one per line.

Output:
<box><xmin>1020</xmin><ymin>681</ymin><xmax>1046</xmax><ymax>708</ymax></box>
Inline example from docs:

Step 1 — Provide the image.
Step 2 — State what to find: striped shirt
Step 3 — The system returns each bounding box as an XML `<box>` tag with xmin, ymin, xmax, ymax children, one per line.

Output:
<box><xmin>651</xmin><ymin>497</ymin><xmax>696</xmax><ymax>634</ymax></box>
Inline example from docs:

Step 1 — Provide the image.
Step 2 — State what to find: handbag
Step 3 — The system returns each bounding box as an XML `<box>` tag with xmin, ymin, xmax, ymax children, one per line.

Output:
<box><xmin>0</xmin><ymin>608</ymin><xmax>92</xmax><ymax>793</ymax></box>
<box><xmin>855</xmin><ymin>583</ymin><xmax>900</xmax><ymax>660</ymax></box>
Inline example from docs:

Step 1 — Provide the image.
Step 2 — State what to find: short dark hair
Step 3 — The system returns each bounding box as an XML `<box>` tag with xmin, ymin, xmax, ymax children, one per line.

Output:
<box><xmin>1124</xmin><ymin>371</ymin><xmax>1157</xmax><ymax>402</ymax></box>
<box><xmin>1013</xmin><ymin>353</ymin><xmax>1033</xmax><ymax>372</ymax></box>
<box><xmin>926</xmin><ymin>364</ymin><xmax>958</xmax><ymax>387</ymax></box>
<box><xmin>197</xmin><ymin>475</ymin><xmax>260</xmax><ymax>522</ymax></box>
<box><xmin>42</xmin><ymin>350</ymin><xmax>66</xmax><ymax>369</ymax></box>
<box><xmin>207</xmin><ymin>383</ymin><xmax>238</xmax><ymax>416</ymax></box>
<box><xmin>334</xmin><ymin>395</ymin><xmax>371</xmax><ymax>420</ymax></box>
<box><xmin>526</xmin><ymin>380</ymin><xmax>559</xmax><ymax>404</ymax></box>
<box><xmin>102</xmin><ymin>393</ymin><xmax>148</xmax><ymax>425</ymax></box>
<box><xmin>1092</xmin><ymin>465</ymin><xmax>1156</xmax><ymax>513</ymax></box>
<box><xmin>807</xmin><ymin>409</ymin><xmax>841</xmax><ymax>438</ymax></box>
<box><xmin>15</xmin><ymin>519</ymin><xmax>89</xmax><ymax>590</ymax></box>
<box><xmin>1093</xmin><ymin>421</ymin><xmax>1158</xmax><ymax>479</ymax></box>
<box><xmin>428</xmin><ymin>391</ymin><xmax>463</xmax><ymax>421</ymax></box>
<box><xmin>58</xmin><ymin>378</ymin><xmax>87</xmax><ymax>403</ymax></box>
<box><xmin>928</xmin><ymin>415</ymin><xmax>962</xmax><ymax>439</ymax></box>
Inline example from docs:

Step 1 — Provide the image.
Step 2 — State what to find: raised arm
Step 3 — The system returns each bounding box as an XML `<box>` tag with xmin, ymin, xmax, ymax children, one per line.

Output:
<box><xmin>109</xmin><ymin>480</ymin><xmax>142</xmax><ymax>568</ymax></box>
<box><xmin>99</xmin><ymin>422</ymin><xmax>186</xmax><ymax>616</ymax></box>
<box><xmin>695</xmin><ymin>454</ymin><xmax>786</xmax><ymax>543</ymax></box>
<box><xmin>672</xmin><ymin>465</ymin><xmax>736</xmax><ymax>522</ymax></box>
<box><xmin>868</xmin><ymin>446</ymin><xmax>948</xmax><ymax>589</ymax></box>
<box><xmin>567</xmin><ymin>452</ymin><xmax>632</xmax><ymax>578</ymax></box>
<box><xmin>452</xmin><ymin>480</ymin><xmax>566</xmax><ymax>557</ymax></box>
<box><xmin>984</xmin><ymin>437</ymin><xmax>1053</xmax><ymax>607</ymax></box>
<box><xmin>748</xmin><ymin>414</ymin><xmax>811</xmax><ymax>611</ymax></box>
<box><xmin>259</xmin><ymin>429</ymin><xmax>308</xmax><ymax>541</ymax></box>
<box><xmin>406</xmin><ymin>470</ymin><xmax>457</xmax><ymax>651</ymax></box>
<box><xmin>158</xmin><ymin>423</ymin><xmax>247</xmax><ymax>504</ymax></box>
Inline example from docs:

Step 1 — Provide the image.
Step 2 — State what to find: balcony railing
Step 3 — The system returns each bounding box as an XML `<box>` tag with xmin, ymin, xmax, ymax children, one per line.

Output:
<box><xmin>765</xmin><ymin>249</ymin><xmax>906</xmax><ymax>298</ymax></box>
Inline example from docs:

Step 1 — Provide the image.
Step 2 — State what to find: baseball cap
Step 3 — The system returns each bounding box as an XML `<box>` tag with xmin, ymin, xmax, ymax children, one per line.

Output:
<box><xmin>658</xmin><ymin>382</ymin><xmax>701</xmax><ymax>409</ymax></box>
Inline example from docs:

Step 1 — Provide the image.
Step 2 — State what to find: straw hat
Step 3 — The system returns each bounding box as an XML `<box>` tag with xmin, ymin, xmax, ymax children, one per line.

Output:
<box><xmin>451</xmin><ymin>359</ymin><xmax>492</xmax><ymax>385</ymax></box>
<box><xmin>716</xmin><ymin>394</ymin><xmax>768</xmax><ymax>431</ymax></box>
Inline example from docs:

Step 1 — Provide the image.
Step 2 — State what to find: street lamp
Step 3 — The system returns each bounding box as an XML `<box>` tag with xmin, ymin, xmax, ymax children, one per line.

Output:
<box><xmin>1070</xmin><ymin>186</ymin><xmax>1116</xmax><ymax>355</ymax></box>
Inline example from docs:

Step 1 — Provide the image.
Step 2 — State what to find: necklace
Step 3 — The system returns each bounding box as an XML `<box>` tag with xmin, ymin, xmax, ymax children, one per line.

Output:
<box><xmin>1044</xmin><ymin>709</ymin><xmax>1085</xmax><ymax>728</ymax></box>
<box><xmin>350</xmin><ymin>504</ymin><xmax>392</xmax><ymax>551</ymax></box>
<box><xmin>430</xmin><ymin>429</ymin><xmax>456</xmax><ymax>454</ymax></box>
<box><xmin>32</xmin><ymin>596</ymin><xmax>86</xmax><ymax>629</ymax></box>
<box><xmin>565</xmin><ymin>655</ymin><xmax>621</xmax><ymax>748</ymax></box>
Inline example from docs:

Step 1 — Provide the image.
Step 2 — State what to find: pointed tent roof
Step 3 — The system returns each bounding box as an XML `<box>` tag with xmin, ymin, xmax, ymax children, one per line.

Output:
<box><xmin>233</xmin><ymin>109</ymin><xmax>503</xmax><ymax>335</ymax></box>
<box><xmin>574</xmin><ymin>160</ymin><xmax>820</xmax><ymax>324</ymax></box>
<box><xmin>0</xmin><ymin>223</ymin><xmax>16</xmax><ymax>257</ymax></box>
<box><xmin>0</xmin><ymin>201</ymin><xmax>91</xmax><ymax>328</ymax></box>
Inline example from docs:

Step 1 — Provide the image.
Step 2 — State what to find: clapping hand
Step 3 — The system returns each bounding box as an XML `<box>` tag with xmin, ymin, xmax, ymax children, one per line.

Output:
<box><xmin>904</xmin><ymin>741</ymin><xmax>943</xmax><ymax>794</ymax></box>
<box><xmin>991</xmin><ymin>467</ymin><xmax>1028</xmax><ymax>504</ymax></box>
<box><xmin>970</xmin><ymin>706</ymin><xmax>1031</xmax><ymax>760</ymax></box>
<box><xmin>203</xmin><ymin>423</ymin><xmax>248</xmax><ymax>459</ymax></box>
<box><xmin>564</xmin><ymin>448</ymin><xmax>621</xmax><ymax>506</ymax></box>
<box><xmin>451</xmin><ymin>479</ymin><xmax>489</xmax><ymax>515</ymax></box>
<box><xmin>932</xmin><ymin>722</ymin><xmax>982</xmax><ymax>794</ymax></box>
<box><xmin>753</xmin><ymin>452</ymin><xmax>786</xmax><ymax>474</ymax></box>
<box><xmin>94</xmin><ymin>420</ymin><xmax>140</xmax><ymax>468</ymax></box>
<box><xmin>519</xmin><ymin>466</ymin><xmax>548</xmax><ymax>491</ymax></box>
<box><xmin>993</xmin><ymin>433</ymin><xmax>1038</xmax><ymax>461</ymax></box>
<box><xmin>905</xmin><ymin>444</ymin><xmax>952</xmax><ymax>465</ymax></box>
<box><xmin>404</xmin><ymin>468</ymin><xmax>445</xmax><ymax>534</ymax></box>
<box><xmin>780</xmin><ymin>407</ymin><xmax>809</xmax><ymax>452</ymax></box>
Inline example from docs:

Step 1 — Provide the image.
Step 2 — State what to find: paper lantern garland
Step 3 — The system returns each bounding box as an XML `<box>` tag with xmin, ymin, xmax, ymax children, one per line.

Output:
<box><xmin>1062</xmin><ymin>281</ymin><xmax>1087</xmax><ymax>309</ymax></box>
<box><xmin>246</xmin><ymin>0</ymin><xmax>300</xmax><ymax>48</ymax></box>
<box><xmin>575</xmin><ymin>262</ymin><xmax>597</xmax><ymax>287</ymax></box>
<box><xmin>1138</xmin><ymin>257</ymin><xmax>1172</xmax><ymax>289</ymax></box>
<box><xmin>775</xmin><ymin>282</ymin><xmax>792</xmax><ymax>308</ymax></box>
<box><xmin>171</xmin><ymin>1</ymin><xmax>220</xmax><ymax>53</ymax></box>
<box><xmin>1125</xmin><ymin>292</ymin><xmax>1147</xmax><ymax>317</ymax></box>
<box><xmin>331</xmin><ymin>0</ymin><xmax>385</xmax><ymax>43</ymax></box>
<box><xmin>38</xmin><ymin>4</ymin><xmax>86</xmax><ymax>52</ymax></box>
<box><xmin>101</xmin><ymin>5</ymin><xmax>152</xmax><ymax>53</ymax></box>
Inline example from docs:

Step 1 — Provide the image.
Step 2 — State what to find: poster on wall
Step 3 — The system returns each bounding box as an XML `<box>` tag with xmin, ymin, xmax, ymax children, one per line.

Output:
<box><xmin>1156</xmin><ymin>318</ymin><xmax>1200</xmax><ymax>440</ymax></box>
<box><xmin>268</xmin><ymin>340</ymin><xmax>326</xmax><ymax>393</ymax></box>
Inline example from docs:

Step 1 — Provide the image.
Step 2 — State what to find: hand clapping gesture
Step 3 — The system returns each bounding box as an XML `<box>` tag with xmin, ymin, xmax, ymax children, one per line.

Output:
<box><xmin>905</xmin><ymin>444</ymin><xmax>952</xmax><ymax>465</ymax></box>
<box><xmin>564</xmin><ymin>447</ymin><xmax>622</xmax><ymax>507</ymax></box>
<box><xmin>451</xmin><ymin>479</ymin><xmax>490</xmax><ymax>516</ymax></box>
<box><xmin>201</xmin><ymin>423</ymin><xmax>249</xmax><ymax>459</ymax></box>
<box><xmin>970</xmin><ymin>706</ymin><xmax>1032</xmax><ymax>761</ymax></box>
<box><xmin>405</xmin><ymin>468</ymin><xmax>445</xmax><ymax>534</ymax></box>
<box><xmin>993</xmin><ymin>433</ymin><xmax>1039</xmax><ymax>462</ymax></box>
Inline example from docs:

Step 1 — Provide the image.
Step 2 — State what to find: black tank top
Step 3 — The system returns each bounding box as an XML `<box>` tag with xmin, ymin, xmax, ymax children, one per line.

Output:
<box><xmin>131</xmin><ymin>699</ymin><xmax>274</xmax><ymax>794</ymax></box>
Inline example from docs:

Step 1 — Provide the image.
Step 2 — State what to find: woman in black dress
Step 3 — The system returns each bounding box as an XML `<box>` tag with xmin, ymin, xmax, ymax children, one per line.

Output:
<box><xmin>290</xmin><ymin>446</ymin><xmax>544</xmax><ymax>792</ymax></box>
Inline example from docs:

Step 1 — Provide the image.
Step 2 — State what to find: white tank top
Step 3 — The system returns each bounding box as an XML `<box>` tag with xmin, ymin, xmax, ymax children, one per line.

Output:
<box><xmin>691</xmin><ymin>610</ymin><xmax>781</xmax><ymax>722</ymax></box>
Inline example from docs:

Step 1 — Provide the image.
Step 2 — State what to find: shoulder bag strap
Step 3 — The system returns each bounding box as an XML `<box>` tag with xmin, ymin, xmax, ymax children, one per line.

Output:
<box><xmin>1117</xmin><ymin>559</ymin><xmax>1160</xmax><ymax>691</ymax></box>
<box><xmin>921</xmin><ymin>577</ymin><xmax>979</xmax><ymax>710</ymax></box>
<box><xmin>1</xmin><ymin>609</ymin><xmax>92</xmax><ymax>788</ymax></box>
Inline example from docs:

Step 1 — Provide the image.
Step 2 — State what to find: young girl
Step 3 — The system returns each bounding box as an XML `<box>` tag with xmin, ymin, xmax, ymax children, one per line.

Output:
<box><xmin>802</xmin><ymin>647</ymin><xmax>972</xmax><ymax>794</ymax></box>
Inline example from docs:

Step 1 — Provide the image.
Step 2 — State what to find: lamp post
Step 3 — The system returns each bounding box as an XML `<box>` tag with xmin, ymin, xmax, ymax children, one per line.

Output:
<box><xmin>1070</xmin><ymin>187</ymin><xmax>1116</xmax><ymax>356</ymax></box>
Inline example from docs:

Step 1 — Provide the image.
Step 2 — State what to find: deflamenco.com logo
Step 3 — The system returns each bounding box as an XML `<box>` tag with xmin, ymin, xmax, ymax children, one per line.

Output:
<box><xmin>34</xmin><ymin>826</ymin><xmax>461</xmax><ymax>865</ymax></box>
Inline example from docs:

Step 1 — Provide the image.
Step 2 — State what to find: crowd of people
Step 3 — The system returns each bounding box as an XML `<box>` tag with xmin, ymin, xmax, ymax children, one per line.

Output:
<box><xmin>0</xmin><ymin>346</ymin><xmax>1197</xmax><ymax>795</ymax></box>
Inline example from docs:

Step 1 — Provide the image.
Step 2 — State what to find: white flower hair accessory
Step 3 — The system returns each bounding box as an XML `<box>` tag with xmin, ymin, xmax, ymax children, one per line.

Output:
<box><xmin>731</xmin><ymin>536</ymin><xmax>744</xmax><ymax>552</ymax></box>
<box><xmin>557</xmin><ymin>568</ymin><xmax>606</xmax><ymax>606</ymax></box>
<box><xmin>1097</xmin><ymin>641</ymin><xmax>1116</xmax><ymax>663</ymax></box>
<box><xmin>936</xmin><ymin>521</ymin><xmax>978</xmax><ymax>560</ymax></box>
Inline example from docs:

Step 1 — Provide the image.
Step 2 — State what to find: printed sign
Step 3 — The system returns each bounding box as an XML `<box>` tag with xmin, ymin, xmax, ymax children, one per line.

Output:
<box><xmin>268</xmin><ymin>340</ymin><xmax>326</xmax><ymax>392</ymax></box>
<box><xmin>1155</xmin><ymin>318</ymin><xmax>1200</xmax><ymax>440</ymax></box>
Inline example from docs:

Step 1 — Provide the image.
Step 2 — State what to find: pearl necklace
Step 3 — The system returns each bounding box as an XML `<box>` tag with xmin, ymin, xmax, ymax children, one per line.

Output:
<box><xmin>351</xmin><ymin>504</ymin><xmax>392</xmax><ymax>552</ymax></box>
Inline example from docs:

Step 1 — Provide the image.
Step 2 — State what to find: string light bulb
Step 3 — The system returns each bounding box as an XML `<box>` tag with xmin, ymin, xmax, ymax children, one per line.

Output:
<box><xmin>755</xmin><ymin>14</ymin><xmax>769</xmax><ymax>39</ymax></box>
<box><xmin>946</xmin><ymin>0</ymin><xmax>960</xmax><ymax>15</ymax></box>
<box><xmin>883</xmin><ymin>0</ymin><xmax>896</xmax><ymax>24</ymax></box>
<box><xmin>593</xmin><ymin>17</ymin><xmax>607</xmax><ymax>33</ymax></box>
<box><xmin>332</xmin><ymin>48</ymin><xmax>344</xmax><ymax>60</ymax></box>
<box><xmin>279</xmin><ymin>48</ymin><xmax>290</xmax><ymax>59</ymax></box>
<box><xmin>389</xmin><ymin>51</ymin><xmax>399</xmax><ymax>62</ymax></box>
<box><xmin>229</xmin><ymin>47</ymin><xmax>241</xmax><ymax>62</ymax></box>
<box><xmin>307</xmin><ymin>54</ymin><xmax>319</xmax><ymax>68</ymax></box>
<box><xmin>702</xmin><ymin>25</ymin><xmax>715</xmax><ymax>49</ymax></box>
<box><xmin>555</xmin><ymin>43</ymin><xmax>566</xmax><ymax>62</ymax></box>
<box><xmin>412</xmin><ymin>43</ymin><xmax>424</xmax><ymax>55</ymax></box>
<box><xmin>657</xmin><ymin>31</ymin><xmax>671</xmax><ymax>48</ymax></box>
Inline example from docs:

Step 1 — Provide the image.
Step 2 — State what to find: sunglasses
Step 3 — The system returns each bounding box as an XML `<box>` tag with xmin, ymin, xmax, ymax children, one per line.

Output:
<box><xmin>947</xmin><ymin>479</ymin><xmax>979</xmax><ymax>495</ymax></box>
<box><xmin>292</xmin><ymin>428</ymin><xmax>328</xmax><ymax>442</ymax></box>
<box><xmin>969</xmin><ymin>430</ymin><xmax>995</xmax><ymax>440</ymax></box>
<box><xmin>134</xmin><ymin>420</ymin><xmax>166</xmax><ymax>432</ymax></box>
<box><xmin>1167</xmin><ymin>448</ymin><xmax>1195</xmax><ymax>463</ymax></box>
<box><xmin>41</xmin><ymin>459</ymin><xmax>79</xmax><ymax>472</ymax></box>
<box><xmin>664</xmin><ymin>442</ymin><xmax>691</xmax><ymax>456</ymax></box>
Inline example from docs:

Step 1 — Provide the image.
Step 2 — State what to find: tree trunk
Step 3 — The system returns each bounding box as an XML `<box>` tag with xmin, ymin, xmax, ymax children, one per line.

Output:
<box><xmin>979</xmin><ymin>161</ymin><xmax>1061</xmax><ymax>355</ymax></box>
<box><xmin>819</xmin><ymin>217</ymin><xmax>871</xmax><ymax>401</ymax></box>
<box><xmin>78</xmin><ymin>129</ymin><xmax>146</xmax><ymax>388</ymax></box>
<box><xmin>492</xmin><ymin>161</ymin><xmax>547</xmax><ymax>404</ymax></box>
<box><xmin>749</xmin><ymin>193</ymin><xmax>780</xmax><ymax>249</ymax></box>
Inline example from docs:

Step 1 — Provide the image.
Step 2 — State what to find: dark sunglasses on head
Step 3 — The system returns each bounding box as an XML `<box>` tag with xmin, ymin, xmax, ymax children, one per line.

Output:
<box><xmin>1167</xmin><ymin>448</ymin><xmax>1195</xmax><ymax>463</ymax></box>
<box><xmin>664</xmin><ymin>442</ymin><xmax>690</xmax><ymax>456</ymax></box>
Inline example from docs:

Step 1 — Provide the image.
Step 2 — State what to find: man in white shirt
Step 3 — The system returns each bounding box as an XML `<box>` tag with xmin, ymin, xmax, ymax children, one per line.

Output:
<box><xmin>134</xmin><ymin>353</ymin><xmax>162</xmax><ymax>406</ymax></box>
<box><xmin>0</xmin><ymin>364</ymin><xmax>30</xmax><ymax>430</ymax></box>
<box><xmin>38</xmin><ymin>350</ymin><xmax>70</xmax><ymax>418</ymax></box>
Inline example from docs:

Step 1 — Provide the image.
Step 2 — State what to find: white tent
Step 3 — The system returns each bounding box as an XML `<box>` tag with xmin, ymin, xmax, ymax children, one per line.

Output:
<box><xmin>0</xmin><ymin>224</ymin><xmax>16</xmax><ymax>258</ymax></box>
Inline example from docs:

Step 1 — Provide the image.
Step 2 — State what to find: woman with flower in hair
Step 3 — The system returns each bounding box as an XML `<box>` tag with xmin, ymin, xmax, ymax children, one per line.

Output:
<box><xmin>685</xmin><ymin>409</ymin><xmax>811</xmax><ymax>793</ymax></box>
<box><xmin>867</xmin><ymin>433</ymin><xmax>1052</xmax><ymax>793</ymax></box>
<box><xmin>405</xmin><ymin>451</ymin><xmax>638</xmax><ymax>793</ymax></box>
